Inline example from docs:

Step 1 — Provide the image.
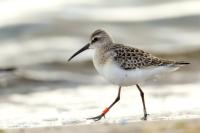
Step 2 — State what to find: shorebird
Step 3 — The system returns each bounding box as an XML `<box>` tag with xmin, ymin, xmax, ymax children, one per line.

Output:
<box><xmin>68</xmin><ymin>29</ymin><xmax>189</xmax><ymax>121</ymax></box>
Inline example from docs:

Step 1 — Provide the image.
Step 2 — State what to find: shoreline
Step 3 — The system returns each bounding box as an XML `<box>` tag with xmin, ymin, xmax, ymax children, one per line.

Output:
<box><xmin>3</xmin><ymin>118</ymin><xmax>200</xmax><ymax>133</ymax></box>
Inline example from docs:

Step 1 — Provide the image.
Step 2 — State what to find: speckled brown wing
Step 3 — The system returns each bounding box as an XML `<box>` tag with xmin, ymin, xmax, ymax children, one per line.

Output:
<box><xmin>109</xmin><ymin>44</ymin><xmax>175</xmax><ymax>70</ymax></box>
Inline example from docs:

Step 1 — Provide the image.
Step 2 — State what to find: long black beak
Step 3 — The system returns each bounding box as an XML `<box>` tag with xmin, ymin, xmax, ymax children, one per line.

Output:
<box><xmin>68</xmin><ymin>43</ymin><xmax>90</xmax><ymax>62</ymax></box>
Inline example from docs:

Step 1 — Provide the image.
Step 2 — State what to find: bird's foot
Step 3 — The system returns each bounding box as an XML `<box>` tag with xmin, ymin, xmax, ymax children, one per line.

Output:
<box><xmin>141</xmin><ymin>114</ymin><xmax>149</xmax><ymax>121</ymax></box>
<box><xmin>87</xmin><ymin>114</ymin><xmax>105</xmax><ymax>121</ymax></box>
<box><xmin>87</xmin><ymin>107</ymin><xmax>109</xmax><ymax>121</ymax></box>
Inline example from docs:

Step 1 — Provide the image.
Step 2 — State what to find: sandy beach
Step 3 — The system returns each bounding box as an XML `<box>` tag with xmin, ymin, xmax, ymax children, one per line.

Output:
<box><xmin>2</xmin><ymin>119</ymin><xmax>199</xmax><ymax>133</ymax></box>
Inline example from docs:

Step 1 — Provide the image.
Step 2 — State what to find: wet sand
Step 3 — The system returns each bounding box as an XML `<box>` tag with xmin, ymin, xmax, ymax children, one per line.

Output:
<box><xmin>3</xmin><ymin>119</ymin><xmax>200</xmax><ymax>133</ymax></box>
<box><xmin>0</xmin><ymin>82</ymin><xmax>199</xmax><ymax>128</ymax></box>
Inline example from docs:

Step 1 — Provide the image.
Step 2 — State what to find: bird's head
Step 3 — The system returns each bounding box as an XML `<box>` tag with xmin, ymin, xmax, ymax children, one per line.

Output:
<box><xmin>68</xmin><ymin>29</ymin><xmax>112</xmax><ymax>61</ymax></box>
<box><xmin>89</xmin><ymin>29</ymin><xmax>113</xmax><ymax>49</ymax></box>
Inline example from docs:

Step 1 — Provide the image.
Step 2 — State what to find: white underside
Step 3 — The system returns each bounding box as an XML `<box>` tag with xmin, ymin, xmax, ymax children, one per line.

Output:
<box><xmin>93</xmin><ymin>55</ymin><xmax>179</xmax><ymax>86</ymax></box>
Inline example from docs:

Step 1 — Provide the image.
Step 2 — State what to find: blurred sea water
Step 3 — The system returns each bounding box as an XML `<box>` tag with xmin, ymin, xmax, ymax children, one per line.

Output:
<box><xmin>0</xmin><ymin>0</ymin><xmax>200</xmax><ymax>128</ymax></box>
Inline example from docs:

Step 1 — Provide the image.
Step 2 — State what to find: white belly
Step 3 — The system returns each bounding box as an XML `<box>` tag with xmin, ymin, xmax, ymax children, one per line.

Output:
<box><xmin>93</xmin><ymin>53</ymin><xmax>178</xmax><ymax>86</ymax></box>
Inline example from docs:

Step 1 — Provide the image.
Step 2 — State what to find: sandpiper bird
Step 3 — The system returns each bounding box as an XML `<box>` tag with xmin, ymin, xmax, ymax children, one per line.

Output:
<box><xmin>68</xmin><ymin>29</ymin><xmax>189</xmax><ymax>121</ymax></box>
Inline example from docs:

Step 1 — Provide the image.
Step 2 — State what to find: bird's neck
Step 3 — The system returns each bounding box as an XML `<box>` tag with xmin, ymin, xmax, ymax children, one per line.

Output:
<box><xmin>94</xmin><ymin>43</ymin><xmax>114</xmax><ymax>65</ymax></box>
<box><xmin>95</xmin><ymin>42</ymin><xmax>113</xmax><ymax>52</ymax></box>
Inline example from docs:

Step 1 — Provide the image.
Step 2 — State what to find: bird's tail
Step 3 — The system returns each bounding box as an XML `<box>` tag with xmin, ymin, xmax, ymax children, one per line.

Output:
<box><xmin>174</xmin><ymin>61</ymin><xmax>190</xmax><ymax>66</ymax></box>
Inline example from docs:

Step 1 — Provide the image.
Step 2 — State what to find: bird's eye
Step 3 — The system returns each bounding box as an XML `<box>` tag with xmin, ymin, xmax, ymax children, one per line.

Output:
<box><xmin>92</xmin><ymin>37</ymin><xmax>98</xmax><ymax>43</ymax></box>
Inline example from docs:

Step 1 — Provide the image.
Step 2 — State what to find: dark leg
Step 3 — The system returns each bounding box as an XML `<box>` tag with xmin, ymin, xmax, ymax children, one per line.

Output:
<box><xmin>87</xmin><ymin>86</ymin><xmax>121</xmax><ymax>121</ymax></box>
<box><xmin>136</xmin><ymin>84</ymin><xmax>149</xmax><ymax>120</ymax></box>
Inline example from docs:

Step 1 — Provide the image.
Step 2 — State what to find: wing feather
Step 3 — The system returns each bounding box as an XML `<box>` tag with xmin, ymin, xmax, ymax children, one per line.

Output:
<box><xmin>108</xmin><ymin>44</ymin><xmax>175</xmax><ymax>70</ymax></box>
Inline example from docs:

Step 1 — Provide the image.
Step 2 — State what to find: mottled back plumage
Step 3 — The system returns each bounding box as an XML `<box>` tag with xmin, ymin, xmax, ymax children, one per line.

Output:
<box><xmin>107</xmin><ymin>44</ymin><xmax>178</xmax><ymax>70</ymax></box>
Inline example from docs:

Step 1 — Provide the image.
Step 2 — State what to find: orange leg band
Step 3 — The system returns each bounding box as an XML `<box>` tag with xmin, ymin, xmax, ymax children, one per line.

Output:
<box><xmin>102</xmin><ymin>107</ymin><xmax>109</xmax><ymax>115</ymax></box>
